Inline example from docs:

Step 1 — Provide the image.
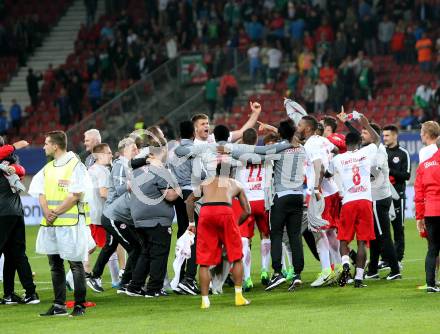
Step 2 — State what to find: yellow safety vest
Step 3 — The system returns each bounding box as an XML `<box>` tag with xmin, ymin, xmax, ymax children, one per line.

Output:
<box><xmin>41</xmin><ymin>156</ymin><xmax>91</xmax><ymax>226</ymax></box>
<box><xmin>134</xmin><ymin>121</ymin><xmax>144</xmax><ymax>131</ymax></box>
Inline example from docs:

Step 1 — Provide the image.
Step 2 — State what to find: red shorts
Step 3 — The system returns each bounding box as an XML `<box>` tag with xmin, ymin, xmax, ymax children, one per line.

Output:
<box><xmin>90</xmin><ymin>224</ymin><xmax>107</xmax><ymax>248</ymax></box>
<box><xmin>196</xmin><ymin>203</ymin><xmax>243</xmax><ymax>266</ymax></box>
<box><xmin>322</xmin><ymin>192</ymin><xmax>342</xmax><ymax>229</ymax></box>
<box><xmin>233</xmin><ymin>199</ymin><xmax>269</xmax><ymax>238</ymax></box>
<box><xmin>338</xmin><ymin>200</ymin><xmax>375</xmax><ymax>242</ymax></box>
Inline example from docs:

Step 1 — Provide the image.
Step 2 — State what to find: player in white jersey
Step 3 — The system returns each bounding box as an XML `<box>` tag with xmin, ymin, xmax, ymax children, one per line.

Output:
<box><xmin>86</xmin><ymin>143</ymin><xmax>120</xmax><ymax>290</ymax></box>
<box><xmin>232</xmin><ymin>128</ymin><xmax>271</xmax><ymax>291</ymax></box>
<box><xmin>360</xmin><ymin>123</ymin><xmax>402</xmax><ymax>281</ymax></box>
<box><xmin>297</xmin><ymin>116</ymin><xmax>341</xmax><ymax>287</ymax></box>
<box><xmin>192</xmin><ymin>102</ymin><xmax>262</xmax><ymax>145</ymax></box>
<box><xmin>328</xmin><ymin>113</ymin><xmax>380</xmax><ymax>288</ymax></box>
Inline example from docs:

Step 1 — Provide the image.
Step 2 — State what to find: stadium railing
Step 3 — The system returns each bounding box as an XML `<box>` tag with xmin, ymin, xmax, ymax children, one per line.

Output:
<box><xmin>66</xmin><ymin>48</ymin><xmax>248</xmax><ymax>156</ymax></box>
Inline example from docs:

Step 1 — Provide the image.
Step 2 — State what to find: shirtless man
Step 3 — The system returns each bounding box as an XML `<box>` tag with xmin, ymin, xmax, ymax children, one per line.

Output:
<box><xmin>186</xmin><ymin>159</ymin><xmax>251</xmax><ymax>309</ymax></box>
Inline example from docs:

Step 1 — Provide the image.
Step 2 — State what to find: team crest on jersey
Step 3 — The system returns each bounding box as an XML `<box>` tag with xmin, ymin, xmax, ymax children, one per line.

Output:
<box><xmin>120</xmin><ymin>224</ymin><xmax>126</xmax><ymax>229</ymax></box>
<box><xmin>393</xmin><ymin>157</ymin><xmax>400</xmax><ymax>164</ymax></box>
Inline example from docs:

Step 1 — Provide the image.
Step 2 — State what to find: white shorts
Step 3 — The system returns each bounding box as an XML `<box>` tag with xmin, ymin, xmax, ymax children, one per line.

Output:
<box><xmin>36</xmin><ymin>215</ymin><xmax>95</xmax><ymax>262</ymax></box>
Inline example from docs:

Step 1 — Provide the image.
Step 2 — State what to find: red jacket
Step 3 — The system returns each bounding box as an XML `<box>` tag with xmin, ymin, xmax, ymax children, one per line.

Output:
<box><xmin>0</xmin><ymin>145</ymin><xmax>15</xmax><ymax>160</ymax></box>
<box><xmin>0</xmin><ymin>145</ymin><xmax>26</xmax><ymax>178</ymax></box>
<box><xmin>414</xmin><ymin>149</ymin><xmax>440</xmax><ymax>219</ymax></box>
<box><xmin>327</xmin><ymin>133</ymin><xmax>346</xmax><ymax>153</ymax></box>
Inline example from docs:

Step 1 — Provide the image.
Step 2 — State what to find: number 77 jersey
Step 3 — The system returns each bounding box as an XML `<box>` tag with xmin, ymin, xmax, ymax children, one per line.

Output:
<box><xmin>328</xmin><ymin>143</ymin><xmax>378</xmax><ymax>205</ymax></box>
<box><xmin>236</xmin><ymin>162</ymin><xmax>266</xmax><ymax>201</ymax></box>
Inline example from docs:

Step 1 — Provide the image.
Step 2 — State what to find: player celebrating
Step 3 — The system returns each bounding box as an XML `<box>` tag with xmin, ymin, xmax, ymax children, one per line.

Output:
<box><xmin>297</xmin><ymin>116</ymin><xmax>341</xmax><ymax>287</ymax></box>
<box><xmin>328</xmin><ymin>113</ymin><xmax>380</xmax><ymax>288</ymax></box>
<box><xmin>234</xmin><ymin>128</ymin><xmax>272</xmax><ymax>290</ymax></box>
<box><xmin>225</xmin><ymin>120</ymin><xmax>306</xmax><ymax>291</ymax></box>
<box><xmin>192</xmin><ymin>102</ymin><xmax>261</xmax><ymax>145</ymax></box>
<box><xmin>185</xmin><ymin>157</ymin><xmax>251</xmax><ymax>309</ymax></box>
<box><xmin>362</xmin><ymin>124</ymin><xmax>401</xmax><ymax>281</ymax></box>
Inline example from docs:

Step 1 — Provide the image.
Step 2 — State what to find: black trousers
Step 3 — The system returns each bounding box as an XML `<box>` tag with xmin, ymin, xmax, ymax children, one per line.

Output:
<box><xmin>48</xmin><ymin>254</ymin><xmax>86</xmax><ymax>306</ymax></box>
<box><xmin>425</xmin><ymin>217</ymin><xmax>440</xmax><ymax>287</ymax></box>
<box><xmin>130</xmin><ymin>225</ymin><xmax>172</xmax><ymax>292</ymax></box>
<box><xmin>270</xmin><ymin>194</ymin><xmax>304</xmax><ymax>274</ymax></box>
<box><xmin>174</xmin><ymin>189</ymin><xmax>197</xmax><ymax>281</ymax></box>
<box><xmin>0</xmin><ymin>215</ymin><xmax>36</xmax><ymax>296</ymax></box>
<box><xmin>369</xmin><ymin>197</ymin><xmax>400</xmax><ymax>274</ymax></box>
<box><xmin>391</xmin><ymin>197</ymin><xmax>405</xmax><ymax>262</ymax></box>
<box><xmin>92</xmin><ymin>216</ymin><xmax>141</xmax><ymax>284</ymax></box>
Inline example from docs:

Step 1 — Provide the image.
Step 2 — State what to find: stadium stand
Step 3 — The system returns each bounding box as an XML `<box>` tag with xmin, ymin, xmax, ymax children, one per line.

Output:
<box><xmin>0</xmin><ymin>0</ymin><xmax>439</xmax><ymax>146</ymax></box>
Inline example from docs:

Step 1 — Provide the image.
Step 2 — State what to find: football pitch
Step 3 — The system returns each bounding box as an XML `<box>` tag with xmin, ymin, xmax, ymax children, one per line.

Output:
<box><xmin>1</xmin><ymin>222</ymin><xmax>439</xmax><ymax>334</ymax></box>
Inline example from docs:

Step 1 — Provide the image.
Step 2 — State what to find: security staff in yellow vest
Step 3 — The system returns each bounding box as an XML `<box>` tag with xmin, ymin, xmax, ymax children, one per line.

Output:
<box><xmin>29</xmin><ymin>131</ymin><xmax>93</xmax><ymax>317</ymax></box>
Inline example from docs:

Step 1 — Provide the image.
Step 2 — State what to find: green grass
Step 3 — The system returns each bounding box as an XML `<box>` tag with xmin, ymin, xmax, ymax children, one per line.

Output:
<box><xmin>1</xmin><ymin>221</ymin><xmax>439</xmax><ymax>334</ymax></box>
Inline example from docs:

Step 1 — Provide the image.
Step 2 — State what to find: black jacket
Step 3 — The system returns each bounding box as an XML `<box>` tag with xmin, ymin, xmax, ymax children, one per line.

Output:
<box><xmin>0</xmin><ymin>173</ymin><xmax>24</xmax><ymax>217</ymax></box>
<box><xmin>386</xmin><ymin>144</ymin><xmax>411</xmax><ymax>197</ymax></box>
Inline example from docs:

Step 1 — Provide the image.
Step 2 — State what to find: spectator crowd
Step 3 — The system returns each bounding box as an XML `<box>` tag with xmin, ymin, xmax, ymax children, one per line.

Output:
<box><xmin>1</xmin><ymin>0</ymin><xmax>440</xmax><ymax>137</ymax></box>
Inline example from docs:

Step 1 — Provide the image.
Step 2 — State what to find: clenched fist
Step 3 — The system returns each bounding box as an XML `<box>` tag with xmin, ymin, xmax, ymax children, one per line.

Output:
<box><xmin>249</xmin><ymin>101</ymin><xmax>261</xmax><ymax>114</ymax></box>
<box><xmin>13</xmin><ymin>140</ymin><xmax>29</xmax><ymax>150</ymax></box>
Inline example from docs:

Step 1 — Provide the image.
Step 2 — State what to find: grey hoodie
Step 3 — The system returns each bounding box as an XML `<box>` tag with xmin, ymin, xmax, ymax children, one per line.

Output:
<box><xmin>227</xmin><ymin>141</ymin><xmax>306</xmax><ymax>195</ymax></box>
<box><xmin>105</xmin><ymin>156</ymin><xmax>129</xmax><ymax>206</ymax></box>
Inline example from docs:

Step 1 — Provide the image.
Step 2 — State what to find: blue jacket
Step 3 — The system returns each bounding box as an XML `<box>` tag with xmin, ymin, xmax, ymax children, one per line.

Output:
<box><xmin>10</xmin><ymin>104</ymin><xmax>22</xmax><ymax>121</ymax></box>
<box><xmin>0</xmin><ymin>116</ymin><xmax>9</xmax><ymax>133</ymax></box>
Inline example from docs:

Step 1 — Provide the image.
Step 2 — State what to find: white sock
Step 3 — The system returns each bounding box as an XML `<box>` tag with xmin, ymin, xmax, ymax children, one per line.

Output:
<box><xmin>66</xmin><ymin>269</ymin><xmax>75</xmax><ymax>290</ymax></box>
<box><xmin>241</xmin><ymin>238</ymin><xmax>251</xmax><ymax>280</ymax></box>
<box><xmin>316</xmin><ymin>233</ymin><xmax>331</xmax><ymax>271</ymax></box>
<box><xmin>235</xmin><ymin>286</ymin><xmax>243</xmax><ymax>294</ymax></box>
<box><xmin>281</xmin><ymin>242</ymin><xmax>287</xmax><ymax>271</ymax></box>
<box><xmin>355</xmin><ymin>267</ymin><xmax>364</xmax><ymax>280</ymax></box>
<box><xmin>83</xmin><ymin>260</ymin><xmax>91</xmax><ymax>274</ymax></box>
<box><xmin>0</xmin><ymin>255</ymin><xmax>4</xmax><ymax>281</ymax></box>
<box><xmin>220</xmin><ymin>259</ymin><xmax>232</xmax><ymax>287</ymax></box>
<box><xmin>202</xmin><ymin>295</ymin><xmax>210</xmax><ymax>306</ymax></box>
<box><xmin>108</xmin><ymin>252</ymin><xmax>120</xmax><ymax>285</ymax></box>
<box><xmin>326</xmin><ymin>229</ymin><xmax>342</xmax><ymax>265</ymax></box>
<box><xmin>283</xmin><ymin>242</ymin><xmax>293</xmax><ymax>267</ymax></box>
<box><xmin>260</xmin><ymin>239</ymin><xmax>271</xmax><ymax>271</ymax></box>
<box><xmin>342</xmin><ymin>255</ymin><xmax>350</xmax><ymax>266</ymax></box>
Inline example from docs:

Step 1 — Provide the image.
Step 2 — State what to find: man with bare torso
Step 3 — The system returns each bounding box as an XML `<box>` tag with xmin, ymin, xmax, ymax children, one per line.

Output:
<box><xmin>186</xmin><ymin>160</ymin><xmax>251</xmax><ymax>309</ymax></box>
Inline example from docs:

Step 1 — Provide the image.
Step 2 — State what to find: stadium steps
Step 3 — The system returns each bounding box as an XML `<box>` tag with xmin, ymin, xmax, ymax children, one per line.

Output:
<box><xmin>0</xmin><ymin>0</ymin><xmax>105</xmax><ymax>111</ymax></box>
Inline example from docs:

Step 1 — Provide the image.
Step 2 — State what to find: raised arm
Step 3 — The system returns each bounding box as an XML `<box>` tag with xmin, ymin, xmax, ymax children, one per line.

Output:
<box><xmin>336</xmin><ymin>107</ymin><xmax>360</xmax><ymax>135</ymax></box>
<box><xmin>229</xmin><ymin>102</ymin><xmax>262</xmax><ymax>142</ymax></box>
<box><xmin>227</xmin><ymin>142</ymin><xmax>292</xmax><ymax>155</ymax></box>
<box><xmin>358</xmin><ymin>114</ymin><xmax>380</xmax><ymax>146</ymax></box>
<box><xmin>174</xmin><ymin>143</ymin><xmax>217</xmax><ymax>157</ymax></box>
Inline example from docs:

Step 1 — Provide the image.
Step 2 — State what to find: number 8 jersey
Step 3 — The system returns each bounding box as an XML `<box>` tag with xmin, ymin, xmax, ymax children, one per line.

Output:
<box><xmin>329</xmin><ymin>143</ymin><xmax>378</xmax><ymax>204</ymax></box>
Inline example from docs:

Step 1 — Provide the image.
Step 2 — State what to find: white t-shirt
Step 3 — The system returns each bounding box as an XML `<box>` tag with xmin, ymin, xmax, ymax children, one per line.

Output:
<box><xmin>329</xmin><ymin>144</ymin><xmax>378</xmax><ymax>204</ymax></box>
<box><xmin>415</xmin><ymin>85</ymin><xmax>433</xmax><ymax>103</ymax></box>
<box><xmin>236</xmin><ymin>162</ymin><xmax>266</xmax><ymax>201</ymax></box>
<box><xmin>268</xmin><ymin>48</ymin><xmax>282</xmax><ymax>69</ymax></box>
<box><xmin>88</xmin><ymin>164</ymin><xmax>111</xmax><ymax>225</ymax></box>
<box><xmin>419</xmin><ymin>143</ymin><xmax>438</xmax><ymax>163</ymax></box>
<box><xmin>370</xmin><ymin>144</ymin><xmax>392</xmax><ymax>201</ymax></box>
<box><xmin>304</xmin><ymin>135</ymin><xmax>338</xmax><ymax>197</ymax></box>
<box><xmin>247</xmin><ymin>46</ymin><xmax>260</xmax><ymax>59</ymax></box>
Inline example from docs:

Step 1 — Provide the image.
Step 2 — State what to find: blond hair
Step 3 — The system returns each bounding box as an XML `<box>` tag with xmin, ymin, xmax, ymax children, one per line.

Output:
<box><xmin>422</xmin><ymin>121</ymin><xmax>440</xmax><ymax>140</ymax></box>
